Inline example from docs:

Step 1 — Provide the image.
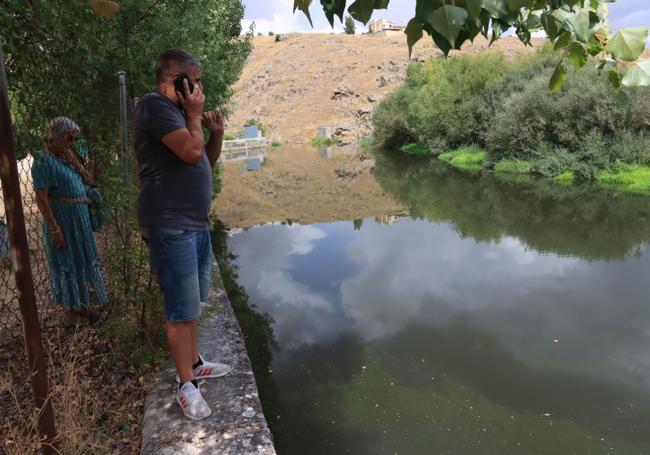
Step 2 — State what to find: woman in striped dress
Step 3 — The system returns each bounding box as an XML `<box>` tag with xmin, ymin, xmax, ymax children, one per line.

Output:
<box><xmin>32</xmin><ymin>117</ymin><xmax>107</xmax><ymax>324</ymax></box>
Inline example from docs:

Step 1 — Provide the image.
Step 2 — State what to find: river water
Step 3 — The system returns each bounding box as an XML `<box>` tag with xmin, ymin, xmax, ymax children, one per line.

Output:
<box><xmin>223</xmin><ymin>151</ymin><xmax>650</xmax><ymax>454</ymax></box>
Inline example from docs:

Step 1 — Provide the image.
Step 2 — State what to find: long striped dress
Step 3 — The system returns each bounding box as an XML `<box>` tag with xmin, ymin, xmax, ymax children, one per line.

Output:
<box><xmin>31</xmin><ymin>151</ymin><xmax>107</xmax><ymax>311</ymax></box>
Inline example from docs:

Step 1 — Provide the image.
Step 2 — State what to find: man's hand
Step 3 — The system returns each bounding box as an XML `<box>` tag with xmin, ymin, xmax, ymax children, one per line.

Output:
<box><xmin>177</xmin><ymin>78</ymin><xmax>205</xmax><ymax>120</ymax></box>
<box><xmin>202</xmin><ymin>109</ymin><xmax>224</xmax><ymax>134</ymax></box>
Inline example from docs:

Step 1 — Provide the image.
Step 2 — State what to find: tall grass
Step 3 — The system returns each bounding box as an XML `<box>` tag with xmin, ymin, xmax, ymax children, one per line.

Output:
<box><xmin>1</xmin><ymin>332</ymin><xmax>113</xmax><ymax>454</ymax></box>
<box><xmin>439</xmin><ymin>147</ymin><xmax>485</xmax><ymax>170</ymax></box>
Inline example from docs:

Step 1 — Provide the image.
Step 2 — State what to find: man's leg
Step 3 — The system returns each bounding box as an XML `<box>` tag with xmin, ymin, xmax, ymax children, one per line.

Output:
<box><xmin>190</xmin><ymin>320</ymin><xmax>199</xmax><ymax>366</ymax></box>
<box><xmin>193</xmin><ymin>230</ymin><xmax>212</xmax><ymax>364</ymax></box>
<box><xmin>146</xmin><ymin>228</ymin><xmax>202</xmax><ymax>381</ymax></box>
<box><xmin>146</xmin><ymin>228</ymin><xmax>211</xmax><ymax>420</ymax></box>
<box><xmin>167</xmin><ymin>320</ymin><xmax>196</xmax><ymax>384</ymax></box>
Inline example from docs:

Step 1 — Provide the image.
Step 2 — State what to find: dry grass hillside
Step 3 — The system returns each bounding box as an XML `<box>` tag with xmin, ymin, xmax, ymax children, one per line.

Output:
<box><xmin>226</xmin><ymin>33</ymin><xmax>543</xmax><ymax>145</ymax></box>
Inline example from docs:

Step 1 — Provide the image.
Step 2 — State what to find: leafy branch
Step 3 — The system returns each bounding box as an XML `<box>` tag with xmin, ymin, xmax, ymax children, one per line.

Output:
<box><xmin>292</xmin><ymin>0</ymin><xmax>650</xmax><ymax>91</ymax></box>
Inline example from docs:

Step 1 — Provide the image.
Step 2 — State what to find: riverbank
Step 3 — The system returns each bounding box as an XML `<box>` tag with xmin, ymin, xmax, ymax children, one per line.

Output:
<box><xmin>415</xmin><ymin>145</ymin><xmax>650</xmax><ymax>196</ymax></box>
<box><xmin>373</xmin><ymin>50</ymin><xmax>650</xmax><ymax>185</ymax></box>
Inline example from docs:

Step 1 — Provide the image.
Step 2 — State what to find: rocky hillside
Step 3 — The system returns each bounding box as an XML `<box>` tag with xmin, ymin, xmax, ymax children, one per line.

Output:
<box><xmin>225</xmin><ymin>33</ymin><xmax>542</xmax><ymax>145</ymax></box>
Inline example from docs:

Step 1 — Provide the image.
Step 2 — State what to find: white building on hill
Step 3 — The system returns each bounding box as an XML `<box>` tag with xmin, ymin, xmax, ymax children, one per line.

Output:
<box><xmin>368</xmin><ymin>19</ymin><xmax>405</xmax><ymax>35</ymax></box>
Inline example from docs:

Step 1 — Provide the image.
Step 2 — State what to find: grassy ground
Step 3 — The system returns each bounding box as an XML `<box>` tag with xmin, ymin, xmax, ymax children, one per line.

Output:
<box><xmin>400</xmin><ymin>143</ymin><xmax>430</xmax><ymax>156</ymax></box>
<box><xmin>554</xmin><ymin>171</ymin><xmax>575</xmax><ymax>184</ymax></box>
<box><xmin>494</xmin><ymin>159</ymin><xmax>532</xmax><ymax>174</ymax></box>
<box><xmin>438</xmin><ymin>147</ymin><xmax>485</xmax><ymax>171</ymax></box>
<box><xmin>598</xmin><ymin>164</ymin><xmax>650</xmax><ymax>195</ymax></box>
<box><xmin>433</xmin><ymin>146</ymin><xmax>650</xmax><ymax>196</ymax></box>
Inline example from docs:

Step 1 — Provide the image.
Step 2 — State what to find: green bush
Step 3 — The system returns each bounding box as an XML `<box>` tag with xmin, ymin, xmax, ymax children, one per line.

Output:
<box><xmin>372</xmin><ymin>84</ymin><xmax>419</xmax><ymax>149</ymax></box>
<box><xmin>372</xmin><ymin>53</ymin><xmax>507</xmax><ymax>152</ymax></box>
<box><xmin>373</xmin><ymin>46</ymin><xmax>650</xmax><ymax>180</ymax></box>
<box><xmin>484</xmin><ymin>63</ymin><xmax>650</xmax><ymax>179</ymax></box>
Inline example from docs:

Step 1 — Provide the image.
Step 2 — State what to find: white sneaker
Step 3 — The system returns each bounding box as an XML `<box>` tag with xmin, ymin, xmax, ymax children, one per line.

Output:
<box><xmin>175</xmin><ymin>354</ymin><xmax>232</xmax><ymax>383</ymax></box>
<box><xmin>177</xmin><ymin>381</ymin><xmax>212</xmax><ymax>421</ymax></box>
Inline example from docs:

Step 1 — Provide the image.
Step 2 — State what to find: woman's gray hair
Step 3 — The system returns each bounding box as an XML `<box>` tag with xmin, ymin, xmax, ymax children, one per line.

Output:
<box><xmin>45</xmin><ymin>117</ymin><xmax>79</xmax><ymax>141</ymax></box>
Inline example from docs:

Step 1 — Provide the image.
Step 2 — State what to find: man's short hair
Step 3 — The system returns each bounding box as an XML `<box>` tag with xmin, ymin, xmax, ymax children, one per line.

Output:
<box><xmin>155</xmin><ymin>49</ymin><xmax>201</xmax><ymax>82</ymax></box>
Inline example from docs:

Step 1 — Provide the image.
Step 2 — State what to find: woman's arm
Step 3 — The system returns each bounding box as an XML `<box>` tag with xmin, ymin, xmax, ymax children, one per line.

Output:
<box><xmin>34</xmin><ymin>188</ymin><xmax>65</xmax><ymax>248</ymax></box>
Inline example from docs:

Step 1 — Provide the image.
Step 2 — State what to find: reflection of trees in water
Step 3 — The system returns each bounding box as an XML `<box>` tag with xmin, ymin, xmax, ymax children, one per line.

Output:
<box><xmin>372</xmin><ymin>151</ymin><xmax>650</xmax><ymax>260</ymax></box>
<box><xmin>211</xmin><ymin>223</ymin><xmax>283</xmax><ymax>432</ymax></box>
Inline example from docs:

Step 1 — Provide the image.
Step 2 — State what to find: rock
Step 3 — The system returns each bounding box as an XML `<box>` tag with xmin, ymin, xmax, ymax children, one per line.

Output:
<box><xmin>367</xmin><ymin>94</ymin><xmax>381</xmax><ymax>102</ymax></box>
<box><xmin>332</xmin><ymin>86</ymin><xmax>354</xmax><ymax>100</ymax></box>
<box><xmin>334</xmin><ymin>122</ymin><xmax>355</xmax><ymax>137</ymax></box>
<box><xmin>377</xmin><ymin>74</ymin><xmax>392</xmax><ymax>87</ymax></box>
<box><xmin>275</xmin><ymin>34</ymin><xmax>288</xmax><ymax>42</ymax></box>
<box><xmin>357</xmin><ymin>105</ymin><xmax>374</xmax><ymax>116</ymax></box>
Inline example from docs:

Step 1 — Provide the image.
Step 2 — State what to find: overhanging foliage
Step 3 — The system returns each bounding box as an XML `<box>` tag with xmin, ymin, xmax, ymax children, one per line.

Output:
<box><xmin>293</xmin><ymin>0</ymin><xmax>649</xmax><ymax>91</ymax></box>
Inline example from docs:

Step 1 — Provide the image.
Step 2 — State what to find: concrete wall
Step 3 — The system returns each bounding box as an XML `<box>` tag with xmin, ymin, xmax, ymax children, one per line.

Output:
<box><xmin>141</xmin><ymin>263</ymin><xmax>277</xmax><ymax>455</ymax></box>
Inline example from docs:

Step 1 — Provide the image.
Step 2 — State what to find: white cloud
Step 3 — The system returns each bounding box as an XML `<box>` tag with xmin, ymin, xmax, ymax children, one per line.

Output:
<box><xmin>242</xmin><ymin>0</ymin><xmax>344</xmax><ymax>35</ymax></box>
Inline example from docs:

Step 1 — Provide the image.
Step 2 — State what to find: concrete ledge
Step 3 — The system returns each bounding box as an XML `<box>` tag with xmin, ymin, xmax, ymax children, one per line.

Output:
<box><xmin>141</xmin><ymin>263</ymin><xmax>277</xmax><ymax>455</ymax></box>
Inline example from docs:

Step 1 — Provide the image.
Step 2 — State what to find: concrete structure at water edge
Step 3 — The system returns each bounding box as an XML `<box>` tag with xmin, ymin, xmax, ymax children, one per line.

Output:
<box><xmin>141</xmin><ymin>263</ymin><xmax>276</xmax><ymax>455</ymax></box>
<box><xmin>317</xmin><ymin>127</ymin><xmax>332</xmax><ymax>140</ymax></box>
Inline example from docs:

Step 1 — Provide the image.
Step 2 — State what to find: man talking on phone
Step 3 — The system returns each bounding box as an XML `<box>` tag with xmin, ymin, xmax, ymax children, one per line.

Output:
<box><xmin>135</xmin><ymin>48</ymin><xmax>228</xmax><ymax>420</ymax></box>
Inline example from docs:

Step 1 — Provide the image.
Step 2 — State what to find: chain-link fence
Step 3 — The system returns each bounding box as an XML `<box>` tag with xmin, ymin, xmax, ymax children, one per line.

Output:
<box><xmin>0</xmin><ymin>37</ymin><xmax>143</xmax><ymax>451</ymax></box>
<box><xmin>0</xmin><ymin>152</ymin><xmax>54</xmax><ymax>342</ymax></box>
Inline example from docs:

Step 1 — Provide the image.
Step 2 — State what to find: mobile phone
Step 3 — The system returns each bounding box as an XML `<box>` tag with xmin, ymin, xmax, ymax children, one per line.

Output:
<box><xmin>174</xmin><ymin>73</ymin><xmax>195</xmax><ymax>95</ymax></box>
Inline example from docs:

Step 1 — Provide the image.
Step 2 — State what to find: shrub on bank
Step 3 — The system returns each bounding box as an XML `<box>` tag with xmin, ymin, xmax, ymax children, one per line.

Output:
<box><xmin>484</xmin><ymin>65</ymin><xmax>650</xmax><ymax>179</ymax></box>
<box><xmin>373</xmin><ymin>49</ymin><xmax>650</xmax><ymax>180</ymax></box>
<box><xmin>373</xmin><ymin>53</ymin><xmax>507</xmax><ymax>153</ymax></box>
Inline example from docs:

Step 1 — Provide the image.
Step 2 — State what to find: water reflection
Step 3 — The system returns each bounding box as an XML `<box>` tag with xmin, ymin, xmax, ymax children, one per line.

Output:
<box><xmin>225</xmin><ymin>154</ymin><xmax>650</xmax><ymax>454</ymax></box>
<box><xmin>246</xmin><ymin>156</ymin><xmax>265</xmax><ymax>171</ymax></box>
<box><xmin>372</xmin><ymin>152</ymin><xmax>650</xmax><ymax>260</ymax></box>
<box><xmin>318</xmin><ymin>145</ymin><xmax>333</xmax><ymax>158</ymax></box>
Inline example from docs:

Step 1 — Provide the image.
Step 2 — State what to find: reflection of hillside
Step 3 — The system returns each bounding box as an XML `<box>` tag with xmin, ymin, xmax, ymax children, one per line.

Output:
<box><xmin>372</xmin><ymin>152</ymin><xmax>650</xmax><ymax>260</ymax></box>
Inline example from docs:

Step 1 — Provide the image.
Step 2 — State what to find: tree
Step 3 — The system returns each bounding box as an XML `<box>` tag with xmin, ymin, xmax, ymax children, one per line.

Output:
<box><xmin>2</xmin><ymin>0</ymin><xmax>253</xmax><ymax>156</ymax></box>
<box><xmin>344</xmin><ymin>15</ymin><xmax>356</xmax><ymax>34</ymax></box>
<box><xmin>292</xmin><ymin>0</ymin><xmax>650</xmax><ymax>91</ymax></box>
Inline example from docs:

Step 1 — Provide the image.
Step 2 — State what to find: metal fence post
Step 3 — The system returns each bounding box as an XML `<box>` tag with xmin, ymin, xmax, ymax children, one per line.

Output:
<box><xmin>118</xmin><ymin>71</ymin><xmax>129</xmax><ymax>186</ymax></box>
<box><xmin>0</xmin><ymin>45</ymin><xmax>59</xmax><ymax>455</ymax></box>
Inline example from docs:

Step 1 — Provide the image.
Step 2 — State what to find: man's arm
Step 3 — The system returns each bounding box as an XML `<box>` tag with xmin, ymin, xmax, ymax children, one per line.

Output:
<box><xmin>202</xmin><ymin>109</ymin><xmax>224</xmax><ymax>168</ymax></box>
<box><xmin>161</xmin><ymin>79</ymin><xmax>206</xmax><ymax>164</ymax></box>
<box><xmin>161</xmin><ymin>117</ymin><xmax>204</xmax><ymax>165</ymax></box>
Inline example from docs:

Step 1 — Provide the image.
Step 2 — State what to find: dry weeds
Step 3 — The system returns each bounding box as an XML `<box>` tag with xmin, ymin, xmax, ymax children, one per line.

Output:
<box><xmin>1</xmin><ymin>323</ymin><xmax>149</xmax><ymax>455</ymax></box>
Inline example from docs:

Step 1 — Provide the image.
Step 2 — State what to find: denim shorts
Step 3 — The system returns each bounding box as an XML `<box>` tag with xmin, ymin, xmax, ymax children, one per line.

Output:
<box><xmin>142</xmin><ymin>227</ymin><xmax>212</xmax><ymax>322</ymax></box>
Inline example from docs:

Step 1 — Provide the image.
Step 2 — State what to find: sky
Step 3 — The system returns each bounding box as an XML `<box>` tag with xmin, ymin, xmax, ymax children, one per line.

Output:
<box><xmin>241</xmin><ymin>0</ymin><xmax>650</xmax><ymax>44</ymax></box>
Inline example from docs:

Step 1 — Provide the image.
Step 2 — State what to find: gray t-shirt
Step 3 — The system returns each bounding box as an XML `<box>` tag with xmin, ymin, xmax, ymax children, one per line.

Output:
<box><xmin>135</xmin><ymin>92</ymin><xmax>212</xmax><ymax>231</ymax></box>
